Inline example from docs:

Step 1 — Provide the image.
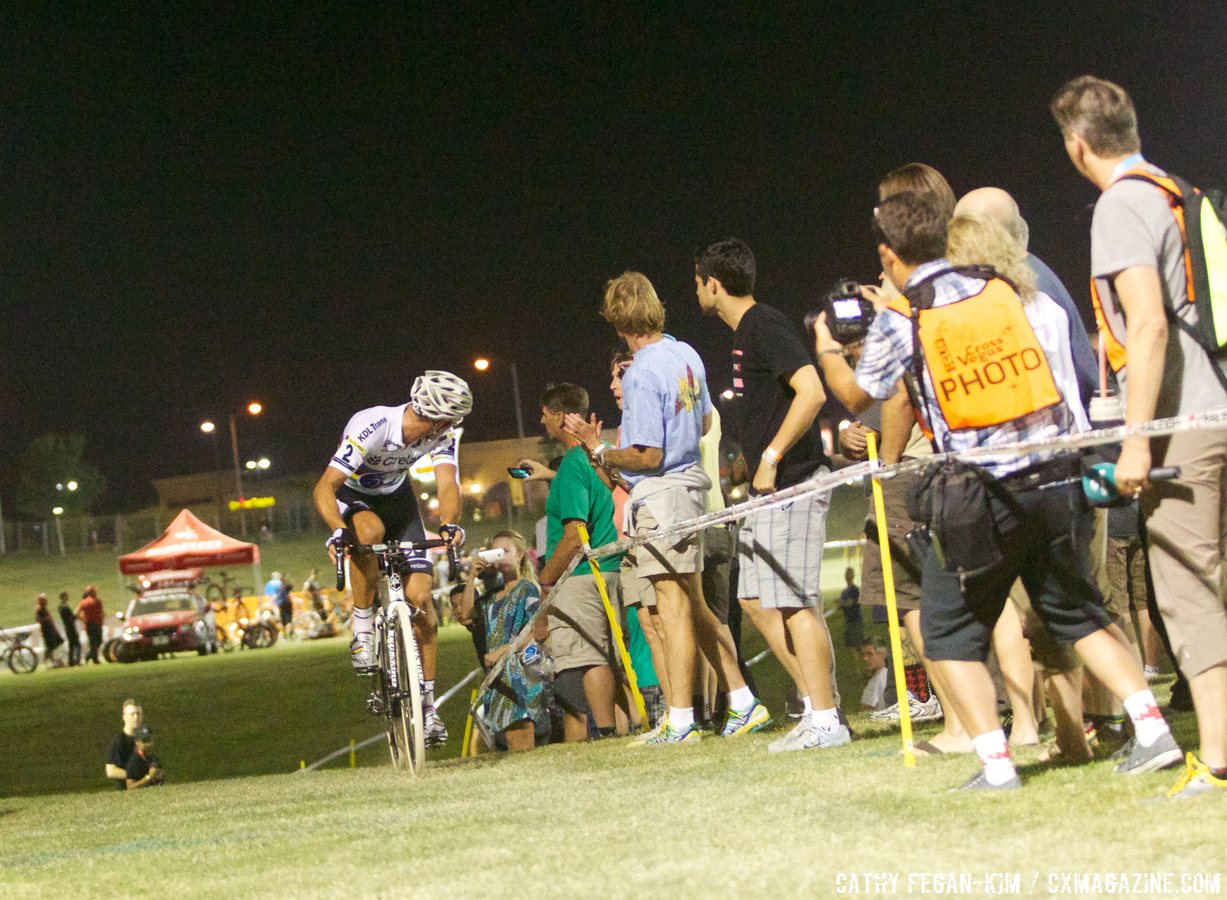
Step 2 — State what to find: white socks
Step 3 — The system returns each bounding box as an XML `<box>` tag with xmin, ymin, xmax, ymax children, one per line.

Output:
<box><xmin>424</xmin><ymin>679</ymin><xmax>436</xmax><ymax>710</ymax></box>
<box><xmin>669</xmin><ymin>706</ymin><xmax>695</xmax><ymax>730</ymax></box>
<box><xmin>802</xmin><ymin>695</ymin><xmax>814</xmax><ymax>715</ymax></box>
<box><xmin>1123</xmin><ymin>689</ymin><xmax>1170</xmax><ymax>747</ymax></box>
<box><xmin>728</xmin><ymin>685</ymin><xmax>755</xmax><ymax>710</ymax></box>
<box><xmin>808</xmin><ymin>706</ymin><xmax>840</xmax><ymax>731</ymax></box>
<box><xmin>350</xmin><ymin>606</ymin><xmax>374</xmax><ymax>639</ymax></box>
<box><xmin>972</xmin><ymin>729</ymin><xmax>1016</xmax><ymax>786</ymax></box>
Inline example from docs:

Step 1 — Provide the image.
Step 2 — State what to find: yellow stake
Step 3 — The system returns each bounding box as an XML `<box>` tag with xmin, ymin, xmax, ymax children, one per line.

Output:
<box><xmin>300</xmin><ymin>759</ymin><xmax>305</xmax><ymax>770</ymax></box>
<box><xmin>461</xmin><ymin>688</ymin><xmax>478</xmax><ymax>758</ymax></box>
<box><xmin>866</xmin><ymin>432</ymin><xmax>916</xmax><ymax>768</ymax></box>
<box><xmin>349</xmin><ymin>738</ymin><xmax>356</xmax><ymax>769</ymax></box>
<box><xmin>577</xmin><ymin>523</ymin><xmax>649</xmax><ymax>731</ymax></box>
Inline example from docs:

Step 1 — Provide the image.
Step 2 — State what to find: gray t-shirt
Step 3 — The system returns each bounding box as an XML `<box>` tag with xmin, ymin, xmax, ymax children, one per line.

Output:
<box><xmin>1090</xmin><ymin>164</ymin><xmax>1227</xmax><ymax>416</ymax></box>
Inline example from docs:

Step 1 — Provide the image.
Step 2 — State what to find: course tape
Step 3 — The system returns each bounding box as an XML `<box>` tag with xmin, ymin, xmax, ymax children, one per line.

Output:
<box><xmin>299</xmin><ymin>666</ymin><xmax>482</xmax><ymax>772</ymax></box>
<box><xmin>469</xmin><ymin>406</ymin><xmax>1227</xmax><ymax>716</ymax></box>
<box><xmin>582</xmin><ymin>407</ymin><xmax>1227</xmax><ymax>564</ymax></box>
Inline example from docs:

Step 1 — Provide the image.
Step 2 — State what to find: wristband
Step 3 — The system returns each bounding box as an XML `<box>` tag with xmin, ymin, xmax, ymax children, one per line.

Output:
<box><xmin>819</xmin><ymin>348</ymin><xmax>844</xmax><ymax>361</ymax></box>
<box><xmin>761</xmin><ymin>447</ymin><xmax>782</xmax><ymax>467</ymax></box>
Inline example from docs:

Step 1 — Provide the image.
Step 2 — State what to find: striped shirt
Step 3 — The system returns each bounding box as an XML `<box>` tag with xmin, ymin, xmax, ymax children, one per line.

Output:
<box><xmin>853</xmin><ymin>260</ymin><xmax>1081</xmax><ymax>478</ymax></box>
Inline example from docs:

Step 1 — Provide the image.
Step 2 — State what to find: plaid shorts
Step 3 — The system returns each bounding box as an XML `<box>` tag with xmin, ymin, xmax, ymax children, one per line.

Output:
<box><xmin>737</xmin><ymin>476</ymin><xmax>830</xmax><ymax>609</ymax></box>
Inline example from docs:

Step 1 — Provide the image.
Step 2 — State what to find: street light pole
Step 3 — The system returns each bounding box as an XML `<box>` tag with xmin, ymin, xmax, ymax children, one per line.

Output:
<box><xmin>510</xmin><ymin>361</ymin><xmax>525</xmax><ymax>440</ymax></box>
<box><xmin>52</xmin><ymin>507</ymin><xmax>66</xmax><ymax>556</ymax></box>
<box><xmin>228</xmin><ymin>414</ymin><xmax>246</xmax><ymax>535</ymax></box>
<box><xmin>201</xmin><ymin>421</ymin><xmax>224</xmax><ymax>529</ymax></box>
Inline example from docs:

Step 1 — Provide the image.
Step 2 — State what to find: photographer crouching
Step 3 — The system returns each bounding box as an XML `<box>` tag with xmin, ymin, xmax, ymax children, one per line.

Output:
<box><xmin>124</xmin><ymin>726</ymin><xmax>165</xmax><ymax>790</ymax></box>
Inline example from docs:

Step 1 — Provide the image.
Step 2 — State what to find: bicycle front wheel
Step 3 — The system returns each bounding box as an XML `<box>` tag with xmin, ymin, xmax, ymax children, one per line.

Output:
<box><xmin>7</xmin><ymin>646</ymin><xmax>37</xmax><ymax>674</ymax></box>
<box><xmin>385</xmin><ymin>604</ymin><xmax>425</xmax><ymax>775</ymax></box>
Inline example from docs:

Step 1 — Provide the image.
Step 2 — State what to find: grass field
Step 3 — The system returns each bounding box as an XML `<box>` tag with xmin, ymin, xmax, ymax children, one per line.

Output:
<box><xmin>2</xmin><ymin>601</ymin><xmax>1225</xmax><ymax>898</ymax></box>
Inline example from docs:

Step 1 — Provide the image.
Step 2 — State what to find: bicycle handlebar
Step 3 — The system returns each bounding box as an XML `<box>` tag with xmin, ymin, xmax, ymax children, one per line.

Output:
<box><xmin>334</xmin><ymin>538</ymin><xmax>461</xmax><ymax>590</ymax></box>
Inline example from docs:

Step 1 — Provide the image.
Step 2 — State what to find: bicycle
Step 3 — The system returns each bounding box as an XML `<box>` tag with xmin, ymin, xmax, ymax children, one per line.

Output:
<box><xmin>2</xmin><ymin>630</ymin><xmax>39</xmax><ymax>674</ymax></box>
<box><xmin>335</xmin><ymin>536</ymin><xmax>458</xmax><ymax>774</ymax></box>
<box><xmin>198</xmin><ymin>571</ymin><xmax>249</xmax><ymax>606</ymax></box>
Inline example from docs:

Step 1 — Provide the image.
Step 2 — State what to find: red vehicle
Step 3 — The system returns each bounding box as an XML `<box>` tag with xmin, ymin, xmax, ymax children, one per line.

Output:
<box><xmin>117</xmin><ymin>580</ymin><xmax>215</xmax><ymax>662</ymax></box>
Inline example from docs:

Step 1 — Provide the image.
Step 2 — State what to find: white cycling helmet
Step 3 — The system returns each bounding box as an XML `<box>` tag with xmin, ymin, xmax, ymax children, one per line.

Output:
<box><xmin>410</xmin><ymin>370</ymin><xmax>473</xmax><ymax>423</ymax></box>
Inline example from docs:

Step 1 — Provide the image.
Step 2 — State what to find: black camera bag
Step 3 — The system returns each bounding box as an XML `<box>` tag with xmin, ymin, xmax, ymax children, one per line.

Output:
<box><xmin>906</xmin><ymin>458</ymin><xmax>1006</xmax><ymax>576</ymax></box>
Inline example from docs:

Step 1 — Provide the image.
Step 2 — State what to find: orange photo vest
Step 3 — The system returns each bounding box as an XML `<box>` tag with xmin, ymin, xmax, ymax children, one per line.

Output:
<box><xmin>889</xmin><ymin>278</ymin><xmax>1062</xmax><ymax>432</ymax></box>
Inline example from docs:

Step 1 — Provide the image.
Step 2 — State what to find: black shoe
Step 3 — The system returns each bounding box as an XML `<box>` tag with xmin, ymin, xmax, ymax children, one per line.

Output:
<box><xmin>1166</xmin><ymin>676</ymin><xmax>1193</xmax><ymax>712</ymax></box>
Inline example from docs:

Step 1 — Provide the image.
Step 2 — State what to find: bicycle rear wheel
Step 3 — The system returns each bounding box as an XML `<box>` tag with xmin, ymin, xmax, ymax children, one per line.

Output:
<box><xmin>7</xmin><ymin>646</ymin><xmax>37</xmax><ymax>674</ymax></box>
<box><xmin>384</xmin><ymin>604</ymin><xmax>425</xmax><ymax>774</ymax></box>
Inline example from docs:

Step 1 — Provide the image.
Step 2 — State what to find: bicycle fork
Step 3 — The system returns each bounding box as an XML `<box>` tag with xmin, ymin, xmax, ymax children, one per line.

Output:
<box><xmin>366</xmin><ymin>570</ymin><xmax>425</xmax><ymax>716</ymax></box>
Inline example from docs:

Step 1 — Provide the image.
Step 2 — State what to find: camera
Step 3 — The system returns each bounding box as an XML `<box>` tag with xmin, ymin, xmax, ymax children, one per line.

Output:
<box><xmin>821</xmin><ymin>279</ymin><xmax>876</xmax><ymax>344</ymax></box>
<box><xmin>477</xmin><ymin>548</ymin><xmax>507</xmax><ymax>565</ymax></box>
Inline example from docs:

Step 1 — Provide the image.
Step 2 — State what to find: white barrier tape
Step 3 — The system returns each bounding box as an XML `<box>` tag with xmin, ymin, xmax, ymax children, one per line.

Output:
<box><xmin>745</xmin><ymin>649</ymin><xmax>771</xmax><ymax>667</ymax></box>
<box><xmin>581</xmin><ymin>406</ymin><xmax>1227</xmax><ymax>564</ymax></box>
<box><xmin>299</xmin><ymin>667</ymin><xmax>482</xmax><ymax>772</ymax></box>
<box><xmin>470</xmin><ymin>406</ymin><xmax>1227</xmax><ymax>720</ymax></box>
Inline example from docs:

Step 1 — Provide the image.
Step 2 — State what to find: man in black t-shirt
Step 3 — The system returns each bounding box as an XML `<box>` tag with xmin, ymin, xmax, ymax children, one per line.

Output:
<box><xmin>694</xmin><ymin>238</ymin><xmax>848</xmax><ymax>752</ymax></box>
<box><xmin>105</xmin><ymin>698</ymin><xmax>143</xmax><ymax>791</ymax></box>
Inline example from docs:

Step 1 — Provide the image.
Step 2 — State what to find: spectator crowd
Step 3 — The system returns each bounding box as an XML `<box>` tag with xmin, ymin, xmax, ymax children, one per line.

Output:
<box><xmin>453</xmin><ymin>76</ymin><xmax>1227</xmax><ymax>800</ymax></box>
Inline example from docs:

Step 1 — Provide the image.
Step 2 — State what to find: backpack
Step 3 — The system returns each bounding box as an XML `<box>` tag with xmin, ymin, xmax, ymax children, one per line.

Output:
<box><xmin>1118</xmin><ymin>170</ymin><xmax>1227</xmax><ymax>358</ymax></box>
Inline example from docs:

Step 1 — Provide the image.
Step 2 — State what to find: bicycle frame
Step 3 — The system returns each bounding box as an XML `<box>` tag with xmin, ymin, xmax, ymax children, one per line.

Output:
<box><xmin>337</xmin><ymin>537</ymin><xmax>458</xmax><ymax>773</ymax></box>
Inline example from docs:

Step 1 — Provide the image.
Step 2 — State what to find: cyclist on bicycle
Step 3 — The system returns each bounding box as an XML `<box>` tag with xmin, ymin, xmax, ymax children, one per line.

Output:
<box><xmin>312</xmin><ymin>370</ymin><xmax>472</xmax><ymax>747</ymax></box>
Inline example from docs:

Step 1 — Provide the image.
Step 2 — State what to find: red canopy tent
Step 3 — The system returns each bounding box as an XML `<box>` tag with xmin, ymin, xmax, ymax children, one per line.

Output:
<box><xmin>119</xmin><ymin>510</ymin><xmax>260</xmax><ymax>575</ymax></box>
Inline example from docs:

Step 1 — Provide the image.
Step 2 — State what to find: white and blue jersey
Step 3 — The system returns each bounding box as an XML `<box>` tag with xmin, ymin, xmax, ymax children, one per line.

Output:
<box><xmin>328</xmin><ymin>403</ymin><xmax>459</xmax><ymax>496</ymax></box>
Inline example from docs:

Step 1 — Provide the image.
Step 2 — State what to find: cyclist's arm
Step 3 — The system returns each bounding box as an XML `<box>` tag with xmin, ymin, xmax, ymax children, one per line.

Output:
<box><xmin>434</xmin><ymin>461</ymin><xmax>463</xmax><ymax>530</ymax></box>
<box><xmin>105</xmin><ymin>764</ymin><xmax>126</xmax><ymax>780</ymax></box>
<box><xmin>312</xmin><ymin>468</ymin><xmax>349</xmax><ymax>532</ymax></box>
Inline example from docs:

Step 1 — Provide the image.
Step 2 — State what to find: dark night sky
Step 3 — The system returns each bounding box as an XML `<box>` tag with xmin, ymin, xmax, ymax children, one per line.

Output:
<box><xmin>3</xmin><ymin>4</ymin><xmax>1224</xmax><ymax>512</ymax></box>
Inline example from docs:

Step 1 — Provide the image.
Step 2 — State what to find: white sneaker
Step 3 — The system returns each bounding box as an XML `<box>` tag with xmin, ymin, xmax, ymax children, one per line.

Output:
<box><xmin>912</xmin><ymin>695</ymin><xmax>944</xmax><ymax>722</ymax></box>
<box><xmin>629</xmin><ymin>718</ymin><xmax>667</xmax><ymax>747</ymax></box>
<box><xmin>768</xmin><ymin>718</ymin><xmax>810</xmax><ymax>753</ymax></box>
<box><xmin>785</xmin><ymin>721</ymin><xmax>852</xmax><ymax>751</ymax></box>
<box><xmin>424</xmin><ymin>708</ymin><xmax>448</xmax><ymax>747</ymax></box>
<box><xmin>350</xmin><ymin>635</ymin><xmax>376</xmax><ymax>674</ymax></box>
<box><xmin>870</xmin><ymin>694</ymin><xmax>943</xmax><ymax>723</ymax></box>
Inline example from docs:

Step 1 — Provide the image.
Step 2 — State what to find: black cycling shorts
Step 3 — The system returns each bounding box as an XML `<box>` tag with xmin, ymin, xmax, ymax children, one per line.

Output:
<box><xmin>335</xmin><ymin>478</ymin><xmax>433</xmax><ymax>575</ymax></box>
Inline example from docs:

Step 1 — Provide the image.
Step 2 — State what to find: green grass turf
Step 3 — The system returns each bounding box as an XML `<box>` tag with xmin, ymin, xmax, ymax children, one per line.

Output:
<box><xmin>2</xmin><ymin>599</ymin><xmax>1224</xmax><ymax>897</ymax></box>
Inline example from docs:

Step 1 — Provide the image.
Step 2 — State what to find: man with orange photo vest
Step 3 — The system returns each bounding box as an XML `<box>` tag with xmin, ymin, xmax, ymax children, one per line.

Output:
<box><xmin>815</xmin><ymin>189</ymin><xmax>1178</xmax><ymax>792</ymax></box>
